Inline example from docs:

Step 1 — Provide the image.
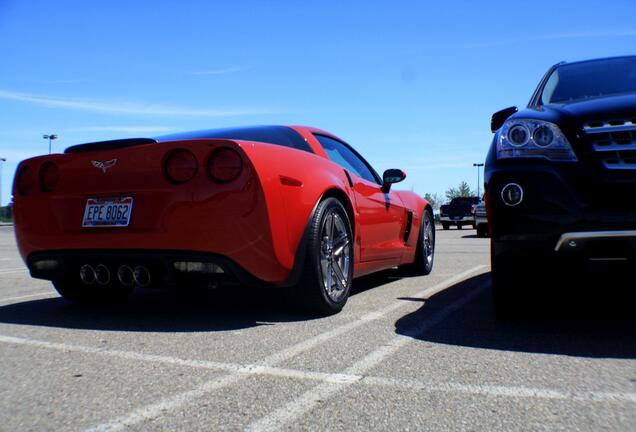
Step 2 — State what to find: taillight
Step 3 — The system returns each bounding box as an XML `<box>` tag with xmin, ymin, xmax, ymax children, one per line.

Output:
<box><xmin>16</xmin><ymin>165</ymin><xmax>35</xmax><ymax>196</ymax></box>
<box><xmin>165</xmin><ymin>150</ymin><xmax>198</xmax><ymax>184</ymax></box>
<box><xmin>208</xmin><ymin>148</ymin><xmax>242</xmax><ymax>183</ymax></box>
<box><xmin>40</xmin><ymin>161</ymin><xmax>59</xmax><ymax>192</ymax></box>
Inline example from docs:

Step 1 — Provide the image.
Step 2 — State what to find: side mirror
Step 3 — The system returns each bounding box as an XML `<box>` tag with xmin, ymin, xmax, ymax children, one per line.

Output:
<box><xmin>381</xmin><ymin>169</ymin><xmax>406</xmax><ymax>193</ymax></box>
<box><xmin>491</xmin><ymin>106</ymin><xmax>518</xmax><ymax>133</ymax></box>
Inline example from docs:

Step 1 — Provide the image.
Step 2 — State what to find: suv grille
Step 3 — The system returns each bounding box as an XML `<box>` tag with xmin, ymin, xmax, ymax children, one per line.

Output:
<box><xmin>584</xmin><ymin>119</ymin><xmax>636</xmax><ymax>169</ymax></box>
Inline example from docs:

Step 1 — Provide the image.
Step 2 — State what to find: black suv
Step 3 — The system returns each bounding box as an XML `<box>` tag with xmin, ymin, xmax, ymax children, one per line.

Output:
<box><xmin>485</xmin><ymin>56</ymin><xmax>636</xmax><ymax>317</ymax></box>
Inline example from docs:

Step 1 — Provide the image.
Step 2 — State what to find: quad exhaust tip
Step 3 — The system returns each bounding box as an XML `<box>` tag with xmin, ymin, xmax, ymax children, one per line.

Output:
<box><xmin>117</xmin><ymin>265</ymin><xmax>135</xmax><ymax>287</ymax></box>
<box><xmin>79</xmin><ymin>264</ymin><xmax>96</xmax><ymax>285</ymax></box>
<box><xmin>80</xmin><ymin>264</ymin><xmax>149</xmax><ymax>287</ymax></box>
<box><xmin>133</xmin><ymin>266</ymin><xmax>151</xmax><ymax>287</ymax></box>
<box><xmin>94</xmin><ymin>264</ymin><xmax>111</xmax><ymax>286</ymax></box>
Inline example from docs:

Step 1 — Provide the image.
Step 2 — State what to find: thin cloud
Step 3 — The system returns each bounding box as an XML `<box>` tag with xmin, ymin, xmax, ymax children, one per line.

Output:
<box><xmin>190</xmin><ymin>66</ymin><xmax>252</xmax><ymax>76</ymax></box>
<box><xmin>0</xmin><ymin>89</ymin><xmax>277</xmax><ymax>117</ymax></box>
<box><xmin>467</xmin><ymin>29</ymin><xmax>636</xmax><ymax>48</ymax></box>
<box><xmin>33</xmin><ymin>79</ymin><xmax>87</xmax><ymax>84</ymax></box>
<box><xmin>64</xmin><ymin>126</ymin><xmax>177</xmax><ymax>133</ymax></box>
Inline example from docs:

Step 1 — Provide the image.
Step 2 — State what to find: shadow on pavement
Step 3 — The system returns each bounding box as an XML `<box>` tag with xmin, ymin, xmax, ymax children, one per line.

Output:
<box><xmin>395</xmin><ymin>273</ymin><xmax>636</xmax><ymax>359</ymax></box>
<box><xmin>0</xmin><ymin>270</ymin><xmax>401</xmax><ymax>333</ymax></box>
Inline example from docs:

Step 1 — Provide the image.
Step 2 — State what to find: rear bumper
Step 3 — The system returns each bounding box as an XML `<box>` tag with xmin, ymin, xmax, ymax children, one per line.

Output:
<box><xmin>440</xmin><ymin>215</ymin><xmax>475</xmax><ymax>224</ymax></box>
<box><xmin>27</xmin><ymin>250</ymin><xmax>275</xmax><ymax>289</ymax></box>
<box><xmin>13</xmin><ymin>179</ymin><xmax>292</xmax><ymax>285</ymax></box>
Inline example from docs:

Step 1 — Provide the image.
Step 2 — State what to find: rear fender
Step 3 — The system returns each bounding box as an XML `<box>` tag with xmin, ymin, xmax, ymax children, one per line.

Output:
<box><xmin>240</xmin><ymin>142</ymin><xmax>355</xmax><ymax>281</ymax></box>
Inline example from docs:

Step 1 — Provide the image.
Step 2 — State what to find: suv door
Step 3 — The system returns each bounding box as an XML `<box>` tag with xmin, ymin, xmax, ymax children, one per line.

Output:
<box><xmin>314</xmin><ymin>134</ymin><xmax>406</xmax><ymax>262</ymax></box>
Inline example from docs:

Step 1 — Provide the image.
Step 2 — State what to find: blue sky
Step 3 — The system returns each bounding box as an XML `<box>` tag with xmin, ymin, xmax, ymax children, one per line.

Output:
<box><xmin>0</xmin><ymin>0</ymin><xmax>635</xmax><ymax>205</ymax></box>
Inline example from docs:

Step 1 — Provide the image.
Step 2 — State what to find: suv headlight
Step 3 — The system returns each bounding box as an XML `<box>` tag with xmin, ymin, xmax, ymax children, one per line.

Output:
<box><xmin>497</xmin><ymin>119</ymin><xmax>577</xmax><ymax>162</ymax></box>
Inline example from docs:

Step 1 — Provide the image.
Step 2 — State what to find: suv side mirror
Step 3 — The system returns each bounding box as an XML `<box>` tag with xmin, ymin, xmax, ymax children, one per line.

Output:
<box><xmin>491</xmin><ymin>106</ymin><xmax>518</xmax><ymax>132</ymax></box>
<box><xmin>382</xmin><ymin>169</ymin><xmax>406</xmax><ymax>193</ymax></box>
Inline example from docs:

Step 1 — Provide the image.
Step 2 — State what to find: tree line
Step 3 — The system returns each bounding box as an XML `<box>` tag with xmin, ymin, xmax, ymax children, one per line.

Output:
<box><xmin>424</xmin><ymin>181</ymin><xmax>477</xmax><ymax>210</ymax></box>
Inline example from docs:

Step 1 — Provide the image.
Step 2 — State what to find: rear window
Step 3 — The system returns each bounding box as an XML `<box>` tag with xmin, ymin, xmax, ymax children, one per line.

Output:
<box><xmin>156</xmin><ymin>126</ymin><xmax>314</xmax><ymax>153</ymax></box>
<box><xmin>451</xmin><ymin>197</ymin><xmax>479</xmax><ymax>205</ymax></box>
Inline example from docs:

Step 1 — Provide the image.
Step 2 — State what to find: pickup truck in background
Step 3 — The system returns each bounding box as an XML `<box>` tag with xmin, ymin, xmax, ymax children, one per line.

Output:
<box><xmin>439</xmin><ymin>197</ymin><xmax>480</xmax><ymax>230</ymax></box>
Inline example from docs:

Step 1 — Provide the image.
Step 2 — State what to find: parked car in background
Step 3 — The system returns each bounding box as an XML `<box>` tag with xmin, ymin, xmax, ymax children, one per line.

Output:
<box><xmin>486</xmin><ymin>55</ymin><xmax>636</xmax><ymax>318</ymax></box>
<box><xmin>12</xmin><ymin>125</ymin><xmax>435</xmax><ymax>315</ymax></box>
<box><xmin>439</xmin><ymin>196</ymin><xmax>480</xmax><ymax>230</ymax></box>
<box><xmin>475</xmin><ymin>200</ymin><xmax>488</xmax><ymax>237</ymax></box>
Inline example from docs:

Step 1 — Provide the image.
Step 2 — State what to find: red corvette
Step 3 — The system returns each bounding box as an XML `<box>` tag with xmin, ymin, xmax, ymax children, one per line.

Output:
<box><xmin>12</xmin><ymin>126</ymin><xmax>435</xmax><ymax>314</ymax></box>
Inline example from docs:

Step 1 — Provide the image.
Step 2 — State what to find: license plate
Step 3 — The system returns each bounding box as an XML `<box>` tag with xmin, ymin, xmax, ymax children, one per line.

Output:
<box><xmin>82</xmin><ymin>197</ymin><xmax>133</xmax><ymax>227</ymax></box>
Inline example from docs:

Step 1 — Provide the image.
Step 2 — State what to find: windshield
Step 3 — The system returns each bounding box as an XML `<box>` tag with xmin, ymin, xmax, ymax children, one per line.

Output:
<box><xmin>541</xmin><ymin>57</ymin><xmax>636</xmax><ymax>105</ymax></box>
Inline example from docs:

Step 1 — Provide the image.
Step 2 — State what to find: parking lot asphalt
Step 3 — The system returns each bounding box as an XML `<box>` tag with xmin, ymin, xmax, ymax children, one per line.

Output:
<box><xmin>0</xmin><ymin>225</ymin><xmax>634</xmax><ymax>431</ymax></box>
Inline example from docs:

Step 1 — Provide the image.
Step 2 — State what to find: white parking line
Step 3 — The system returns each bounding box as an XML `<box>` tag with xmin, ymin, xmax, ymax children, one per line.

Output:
<box><xmin>0</xmin><ymin>267</ymin><xmax>27</xmax><ymax>275</ymax></box>
<box><xmin>1</xmin><ymin>330</ymin><xmax>633</xmax><ymax>414</ymax></box>
<box><xmin>0</xmin><ymin>292</ymin><xmax>56</xmax><ymax>303</ymax></box>
<box><xmin>82</xmin><ymin>265</ymin><xmax>488</xmax><ymax>432</ymax></box>
<box><xmin>362</xmin><ymin>376</ymin><xmax>636</xmax><ymax>404</ymax></box>
<box><xmin>246</xmin><ymin>280</ymin><xmax>490</xmax><ymax>432</ymax></box>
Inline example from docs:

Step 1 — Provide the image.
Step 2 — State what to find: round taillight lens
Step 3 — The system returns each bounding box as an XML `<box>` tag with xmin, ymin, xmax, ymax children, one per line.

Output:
<box><xmin>208</xmin><ymin>148</ymin><xmax>242</xmax><ymax>183</ymax></box>
<box><xmin>16</xmin><ymin>165</ymin><xmax>35</xmax><ymax>196</ymax></box>
<box><xmin>165</xmin><ymin>150</ymin><xmax>198</xmax><ymax>184</ymax></box>
<box><xmin>40</xmin><ymin>161</ymin><xmax>59</xmax><ymax>192</ymax></box>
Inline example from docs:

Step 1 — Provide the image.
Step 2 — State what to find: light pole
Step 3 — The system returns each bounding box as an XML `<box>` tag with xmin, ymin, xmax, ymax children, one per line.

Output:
<box><xmin>473</xmin><ymin>163</ymin><xmax>484</xmax><ymax>198</ymax></box>
<box><xmin>43</xmin><ymin>134</ymin><xmax>58</xmax><ymax>154</ymax></box>
<box><xmin>0</xmin><ymin>158</ymin><xmax>6</xmax><ymax>207</ymax></box>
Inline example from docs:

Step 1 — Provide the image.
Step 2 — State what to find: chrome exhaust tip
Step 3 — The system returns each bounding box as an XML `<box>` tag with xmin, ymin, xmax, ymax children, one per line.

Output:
<box><xmin>94</xmin><ymin>264</ymin><xmax>111</xmax><ymax>286</ymax></box>
<box><xmin>79</xmin><ymin>264</ymin><xmax>96</xmax><ymax>285</ymax></box>
<box><xmin>117</xmin><ymin>265</ymin><xmax>135</xmax><ymax>287</ymax></box>
<box><xmin>133</xmin><ymin>266</ymin><xmax>151</xmax><ymax>287</ymax></box>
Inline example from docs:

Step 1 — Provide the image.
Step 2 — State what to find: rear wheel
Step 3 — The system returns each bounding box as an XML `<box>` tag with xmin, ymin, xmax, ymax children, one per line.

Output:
<box><xmin>295</xmin><ymin>198</ymin><xmax>354</xmax><ymax>315</ymax></box>
<box><xmin>403</xmin><ymin>209</ymin><xmax>435</xmax><ymax>275</ymax></box>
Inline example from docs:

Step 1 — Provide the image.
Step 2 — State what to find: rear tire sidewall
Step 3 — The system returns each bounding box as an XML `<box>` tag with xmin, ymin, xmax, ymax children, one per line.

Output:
<box><xmin>299</xmin><ymin>198</ymin><xmax>354</xmax><ymax>314</ymax></box>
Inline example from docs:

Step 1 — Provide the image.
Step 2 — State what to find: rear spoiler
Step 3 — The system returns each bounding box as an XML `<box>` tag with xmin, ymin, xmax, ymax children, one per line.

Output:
<box><xmin>65</xmin><ymin>138</ymin><xmax>157</xmax><ymax>154</ymax></box>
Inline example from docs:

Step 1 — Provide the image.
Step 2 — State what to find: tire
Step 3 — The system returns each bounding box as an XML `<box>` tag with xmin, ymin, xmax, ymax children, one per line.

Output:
<box><xmin>442</xmin><ymin>223</ymin><xmax>450</xmax><ymax>230</ymax></box>
<box><xmin>403</xmin><ymin>209</ymin><xmax>435</xmax><ymax>275</ymax></box>
<box><xmin>491</xmin><ymin>245</ymin><xmax>529</xmax><ymax>320</ymax></box>
<box><xmin>294</xmin><ymin>197</ymin><xmax>354</xmax><ymax>315</ymax></box>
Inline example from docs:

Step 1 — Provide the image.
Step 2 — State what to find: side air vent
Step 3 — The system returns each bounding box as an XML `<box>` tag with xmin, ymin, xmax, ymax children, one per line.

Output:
<box><xmin>403</xmin><ymin>211</ymin><xmax>413</xmax><ymax>243</ymax></box>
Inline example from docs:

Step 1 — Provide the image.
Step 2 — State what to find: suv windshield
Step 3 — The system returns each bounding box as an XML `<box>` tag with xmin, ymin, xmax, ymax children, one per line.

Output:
<box><xmin>541</xmin><ymin>57</ymin><xmax>636</xmax><ymax>105</ymax></box>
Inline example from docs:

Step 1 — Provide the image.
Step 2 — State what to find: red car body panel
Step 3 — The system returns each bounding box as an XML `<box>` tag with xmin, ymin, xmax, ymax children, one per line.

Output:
<box><xmin>12</xmin><ymin>126</ymin><xmax>430</xmax><ymax>285</ymax></box>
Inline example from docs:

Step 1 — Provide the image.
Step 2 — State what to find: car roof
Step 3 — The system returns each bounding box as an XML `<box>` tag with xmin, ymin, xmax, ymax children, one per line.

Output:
<box><xmin>554</xmin><ymin>55</ymin><xmax>636</xmax><ymax>68</ymax></box>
